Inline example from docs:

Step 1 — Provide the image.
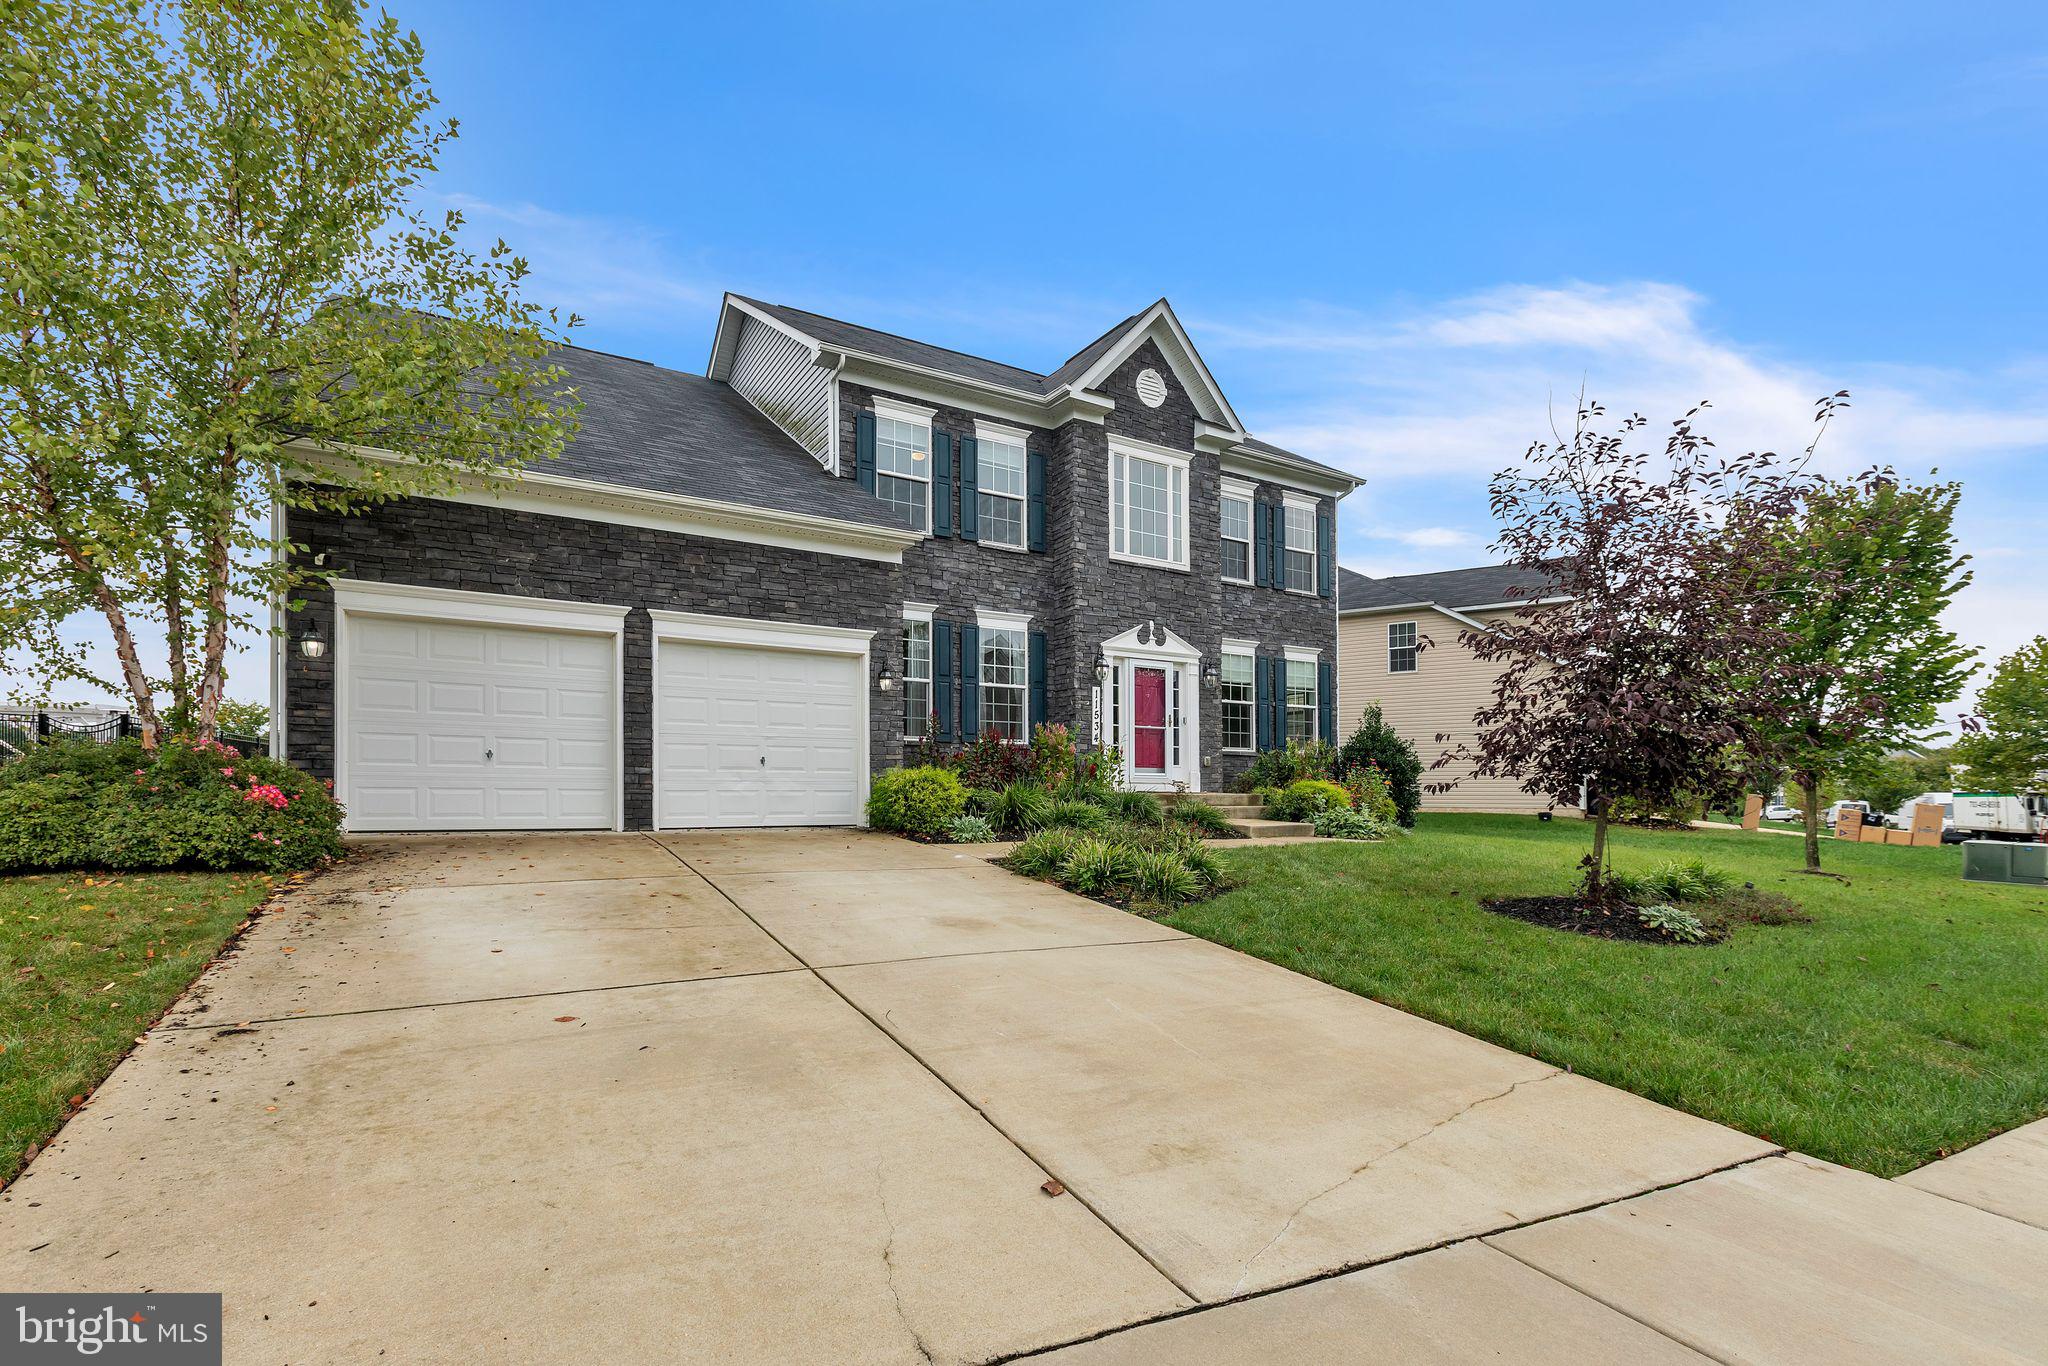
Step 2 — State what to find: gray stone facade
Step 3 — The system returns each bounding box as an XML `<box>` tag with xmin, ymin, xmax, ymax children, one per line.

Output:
<box><xmin>283</xmin><ymin>335</ymin><xmax>1341</xmax><ymax>827</ymax></box>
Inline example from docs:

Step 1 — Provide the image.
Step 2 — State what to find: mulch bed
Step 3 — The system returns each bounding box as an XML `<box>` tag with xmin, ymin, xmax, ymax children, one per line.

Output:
<box><xmin>1482</xmin><ymin>894</ymin><xmax>1727</xmax><ymax>945</ymax></box>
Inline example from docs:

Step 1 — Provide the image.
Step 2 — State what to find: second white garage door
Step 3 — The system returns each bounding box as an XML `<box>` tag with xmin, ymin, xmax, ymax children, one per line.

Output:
<box><xmin>655</xmin><ymin>640</ymin><xmax>864</xmax><ymax>828</ymax></box>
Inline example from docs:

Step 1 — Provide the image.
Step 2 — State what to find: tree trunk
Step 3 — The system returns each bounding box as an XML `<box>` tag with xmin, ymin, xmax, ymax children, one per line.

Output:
<box><xmin>1584</xmin><ymin>803</ymin><xmax>1610</xmax><ymax>901</ymax></box>
<box><xmin>1800</xmin><ymin>774</ymin><xmax>1823</xmax><ymax>872</ymax></box>
<box><xmin>91</xmin><ymin>584</ymin><xmax>163</xmax><ymax>749</ymax></box>
<box><xmin>160</xmin><ymin>530</ymin><xmax>191</xmax><ymax>729</ymax></box>
<box><xmin>191</xmin><ymin>520</ymin><xmax>232</xmax><ymax>744</ymax></box>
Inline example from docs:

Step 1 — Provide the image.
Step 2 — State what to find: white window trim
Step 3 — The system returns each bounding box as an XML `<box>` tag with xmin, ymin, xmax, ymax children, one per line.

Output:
<box><xmin>975</xmin><ymin>607</ymin><xmax>1033</xmax><ymax>632</ymax></box>
<box><xmin>901</xmin><ymin>610</ymin><xmax>934</xmax><ymax>741</ymax></box>
<box><xmin>647</xmin><ymin>610</ymin><xmax>876</xmax><ymax>831</ymax></box>
<box><xmin>327</xmin><ymin>579</ymin><xmax>630</xmax><ymax>835</ymax></box>
<box><xmin>1388</xmin><ymin>620</ymin><xmax>1419</xmax><ymax>674</ymax></box>
<box><xmin>1282</xmin><ymin>647</ymin><xmax>1321</xmax><ymax>742</ymax></box>
<box><xmin>1219</xmin><ymin>641</ymin><xmax>1257</xmax><ymax>754</ymax></box>
<box><xmin>1220</xmin><ymin>479</ymin><xmax>1256</xmax><ymax>586</ymax></box>
<box><xmin>976</xmin><ymin>613</ymin><xmax>1031</xmax><ymax>744</ymax></box>
<box><xmin>871</xmin><ymin>399</ymin><xmax>935</xmax><ymax>537</ymax></box>
<box><xmin>1281</xmin><ymin>491</ymin><xmax>1319</xmax><ymax>597</ymax></box>
<box><xmin>1107</xmin><ymin>436</ymin><xmax>1192</xmax><ymax>572</ymax></box>
<box><xmin>972</xmin><ymin>421</ymin><xmax>1030</xmax><ymax>552</ymax></box>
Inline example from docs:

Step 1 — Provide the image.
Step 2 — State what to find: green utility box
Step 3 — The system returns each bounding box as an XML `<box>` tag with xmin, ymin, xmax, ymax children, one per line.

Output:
<box><xmin>1963</xmin><ymin>840</ymin><xmax>2048</xmax><ymax>886</ymax></box>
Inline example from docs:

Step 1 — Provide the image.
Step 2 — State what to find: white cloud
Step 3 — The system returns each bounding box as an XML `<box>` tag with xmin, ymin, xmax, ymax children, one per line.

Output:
<box><xmin>1377</xmin><ymin>526</ymin><xmax>1478</xmax><ymax>549</ymax></box>
<box><xmin>438</xmin><ymin>194</ymin><xmax>720</xmax><ymax>324</ymax></box>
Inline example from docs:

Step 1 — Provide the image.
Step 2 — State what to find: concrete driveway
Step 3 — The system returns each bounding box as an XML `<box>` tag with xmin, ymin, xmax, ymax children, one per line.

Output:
<box><xmin>3</xmin><ymin>830</ymin><xmax>2044</xmax><ymax>1364</ymax></box>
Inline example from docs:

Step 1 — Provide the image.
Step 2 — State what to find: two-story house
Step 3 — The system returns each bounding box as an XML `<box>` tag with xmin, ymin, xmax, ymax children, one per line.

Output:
<box><xmin>275</xmin><ymin>295</ymin><xmax>1360</xmax><ymax>832</ymax></box>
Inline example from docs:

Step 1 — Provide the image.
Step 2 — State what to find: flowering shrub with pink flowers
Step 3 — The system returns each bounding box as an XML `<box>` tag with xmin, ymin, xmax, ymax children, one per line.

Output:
<box><xmin>0</xmin><ymin>737</ymin><xmax>343</xmax><ymax>873</ymax></box>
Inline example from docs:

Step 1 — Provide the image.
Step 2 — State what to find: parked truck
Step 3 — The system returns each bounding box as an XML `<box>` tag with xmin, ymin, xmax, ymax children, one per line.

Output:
<box><xmin>1950</xmin><ymin>792</ymin><xmax>2048</xmax><ymax>842</ymax></box>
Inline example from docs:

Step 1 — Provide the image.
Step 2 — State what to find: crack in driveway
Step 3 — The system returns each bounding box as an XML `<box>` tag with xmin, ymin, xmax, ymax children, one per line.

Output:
<box><xmin>1230</xmin><ymin>1071</ymin><xmax>1560</xmax><ymax>1294</ymax></box>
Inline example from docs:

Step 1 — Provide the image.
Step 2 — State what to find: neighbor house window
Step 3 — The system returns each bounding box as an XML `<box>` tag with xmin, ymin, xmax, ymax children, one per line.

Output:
<box><xmin>1285</xmin><ymin>656</ymin><xmax>1318</xmax><ymax>741</ymax></box>
<box><xmin>980</xmin><ymin>624</ymin><xmax>1028</xmax><ymax>742</ymax></box>
<box><xmin>1220</xmin><ymin>649</ymin><xmax>1254</xmax><ymax>751</ymax></box>
<box><xmin>976</xmin><ymin>424</ymin><xmax>1028</xmax><ymax>549</ymax></box>
<box><xmin>873</xmin><ymin>407</ymin><xmax>931</xmax><ymax>532</ymax></box>
<box><xmin>1110</xmin><ymin>440</ymin><xmax>1187</xmax><ymax>569</ymax></box>
<box><xmin>1283</xmin><ymin>497</ymin><xmax>1317</xmax><ymax>593</ymax></box>
<box><xmin>1388</xmin><ymin>621</ymin><xmax>1418</xmax><ymax>674</ymax></box>
<box><xmin>902</xmin><ymin>616</ymin><xmax>933</xmax><ymax>738</ymax></box>
<box><xmin>1220</xmin><ymin>484</ymin><xmax>1253</xmax><ymax>584</ymax></box>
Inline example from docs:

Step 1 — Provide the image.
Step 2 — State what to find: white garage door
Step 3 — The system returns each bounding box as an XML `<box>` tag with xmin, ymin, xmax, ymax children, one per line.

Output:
<box><xmin>656</xmin><ymin>640</ymin><xmax>863</xmax><ymax>828</ymax></box>
<box><xmin>343</xmin><ymin>614</ymin><xmax>616</xmax><ymax>831</ymax></box>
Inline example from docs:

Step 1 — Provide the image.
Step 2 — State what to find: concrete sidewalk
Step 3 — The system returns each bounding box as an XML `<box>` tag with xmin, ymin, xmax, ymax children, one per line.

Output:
<box><xmin>3</xmin><ymin>829</ymin><xmax>2043</xmax><ymax>1364</ymax></box>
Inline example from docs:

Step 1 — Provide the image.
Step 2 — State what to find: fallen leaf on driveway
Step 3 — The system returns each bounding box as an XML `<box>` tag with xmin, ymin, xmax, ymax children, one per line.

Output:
<box><xmin>553</xmin><ymin>1016</ymin><xmax>578</xmax><ymax>1023</ymax></box>
<box><xmin>1040</xmin><ymin>1180</ymin><xmax>1065</xmax><ymax>1197</ymax></box>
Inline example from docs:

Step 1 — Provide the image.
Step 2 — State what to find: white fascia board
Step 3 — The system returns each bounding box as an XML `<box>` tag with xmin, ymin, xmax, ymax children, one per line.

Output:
<box><xmin>286</xmin><ymin>441</ymin><xmax>919</xmax><ymax>565</ymax></box>
<box><xmin>831</xmin><ymin>353</ymin><xmax>1112</xmax><ymax>428</ymax></box>
<box><xmin>331</xmin><ymin>578</ymin><xmax>630</xmax><ymax>635</ymax></box>
<box><xmin>1220</xmin><ymin>446</ymin><xmax>1361</xmax><ymax>498</ymax></box>
<box><xmin>1458</xmin><ymin>595</ymin><xmax>1574</xmax><ymax>612</ymax></box>
<box><xmin>711</xmin><ymin>295</ymin><xmax>825</xmax><ymax>380</ymax></box>
<box><xmin>647</xmin><ymin>608</ymin><xmax>875</xmax><ymax>655</ymax></box>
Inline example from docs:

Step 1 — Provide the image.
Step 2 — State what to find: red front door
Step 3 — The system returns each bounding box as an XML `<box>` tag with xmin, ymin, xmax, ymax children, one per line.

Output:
<box><xmin>1133</xmin><ymin>667</ymin><xmax>1167</xmax><ymax>772</ymax></box>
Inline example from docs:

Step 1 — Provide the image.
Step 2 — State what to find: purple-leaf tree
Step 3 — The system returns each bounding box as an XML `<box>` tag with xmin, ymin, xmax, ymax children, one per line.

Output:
<box><xmin>1441</xmin><ymin>397</ymin><xmax>1827</xmax><ymax>901</ymax></box>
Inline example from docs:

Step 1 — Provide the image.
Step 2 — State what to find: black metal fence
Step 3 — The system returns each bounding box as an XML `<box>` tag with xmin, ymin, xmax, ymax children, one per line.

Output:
<box><xmin>0</xmin><ymin>711</ymin><xmax>264</xmax><ymax>764</ymax></box>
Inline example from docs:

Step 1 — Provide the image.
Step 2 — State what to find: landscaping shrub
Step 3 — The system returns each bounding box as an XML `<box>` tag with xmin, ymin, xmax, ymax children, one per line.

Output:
<box><xmin>1098</xmin><ymin>790</ymin><xmax>1164</xmax><ymax>826</ymax></box>
<box><xmin>1340</xmin><ymin>763</ymin><xmax>1399</xmax><ymax>825</ymax></box>
<box><xmin>1028</xmin><ymin>723</ymin><xmax>1077</xmax><ymax>788</ymax></box>
<box><xmin>1605</xmin><ymin>857</ymin><xmax>1738</xmax><ymax>905</ymax></box>
<box><xmin>0</xmin><ymin>737</ymin><xmax>342</xmax><ymax>873</ymax></box>
<box><xmin>984</xmin><ymin>780</ymin><xmax>1055</xmax><ymax>833</ymax></box>
<box><xmin>1042</xmin><ymin>799</ymin><xmax>1109</xmax><ymax>832</ymax></box>
<box><xmin>1003</xmin><ymin>822</ymin><xmax>1233</xmax><ymax>909</ymax></box>
<box><xmin>1172</xmin><ymin>837</ymin><xmax>1230</xmax><ymax>891</ymax></box>
<box><xmin>865</xmin><ymin>765</ymin><xmax>967</xmax><ymax>836</ymax></box>
<box><xmin>965</xmin><ymin>786</ymin><xmax>1002</xmax><ymax>816</ymax></box>
<box><xmin>945</xmin><ymin>814</ymin><xmax>998</xmax><ymax>844</ymax></box>
<box><xmin>1242</xmin><ymin>738</ymin><xmax>1337</xmax><ymax>791</ymax></box>
<box><xmin>1336</xmin><ymin>705</ymin><xmax>1423</xmax><ymax>826</ymax></box>
<box><xmin>1636</xmin><ymin>903</ymin><xmax>1712</xmax><ymax>943</ymax></box>
<box><xmin>1057</xmin><ymin>837</ymin><xmax>1138</xmax><ymax>896</ymax></box>
<box><xmin>1311</xmin><ymin>806</ymin><xmax>1399</xmax><ymax>841</ymax></box>
<box><xmin>1166</xmin><ymin>799</ymin><xmax>1234</xmax><ymax>836</ymax></box>
<box><xmin>1268</xmin><ymin>778</ymin><xmax>1354</xmax><ymax>822</ymax></box>
<box><xmin>952</xmin><ymin>731</ymin><xmax>1033</xmax><ymax>789</ymax></box>
<box><xmin>1129</xmin><ymin>848</ymin><xmax>1202</xmax><ymax>903</ymax></box>
<box><xmin>1009</xmin><ymin>828</ymin><xmax>1082</xmax><ymax>878</ymax></box>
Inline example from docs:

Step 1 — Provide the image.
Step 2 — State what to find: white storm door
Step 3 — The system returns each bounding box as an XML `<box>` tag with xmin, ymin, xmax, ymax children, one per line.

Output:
<box><xmin>656</xmin><ymin>640</ymin><xmax>864</xmax><ymax>828</ymax></box>
<box><xmin>343</xmin><ymin>614</ymin><xmax>616</xmax><ymax>831</ymax></box>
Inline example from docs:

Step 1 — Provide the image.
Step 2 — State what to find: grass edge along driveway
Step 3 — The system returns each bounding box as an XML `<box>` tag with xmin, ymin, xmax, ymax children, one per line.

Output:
<box><xmin>1</xmin><ymin>869</ymin><xmax>274</xmax><ymax>1185</ymax></box>
<box><xmin>1170</xmin><ymin>814</ymin><xmax>2048</xmax><ymax>1177</ymax></box>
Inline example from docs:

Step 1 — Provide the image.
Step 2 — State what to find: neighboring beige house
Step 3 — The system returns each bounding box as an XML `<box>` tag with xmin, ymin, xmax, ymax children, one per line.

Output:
<box><xmin>1337</xmin><ymin>564</ymin><xmax>1573</xmax><ymax>816</ymax></box>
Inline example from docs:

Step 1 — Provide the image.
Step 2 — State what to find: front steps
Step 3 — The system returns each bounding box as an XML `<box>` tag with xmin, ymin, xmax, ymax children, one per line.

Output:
<box><xmin>1159</xmin><ymin>790</ymin><xmax>1314</xmax><ymax>839</ymax></box>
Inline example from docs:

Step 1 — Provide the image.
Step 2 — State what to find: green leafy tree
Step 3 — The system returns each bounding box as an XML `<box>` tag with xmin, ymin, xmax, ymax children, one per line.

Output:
<box><xmin>1753</xmin><ymin>471</ymin><xmax>1974</xmax><ymax>871</ymax></box>
<box><xmin>1955</xmin><ymin>637</ymin><xmax>2048</xmax><ymax>792</ymax></box>
<box><xmin>1</xmin><ymin>0</ymin><xmax>580</xmax><ymax>744</ymax></box>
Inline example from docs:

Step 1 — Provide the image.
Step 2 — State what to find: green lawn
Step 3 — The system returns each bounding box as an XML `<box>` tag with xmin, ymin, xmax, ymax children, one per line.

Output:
<box><xmin>1172</xmin><ymin>814</ymin><xmax>2048</xmax><ymax>1176</ymax></box>
<box><xmin>1</xmin><ymin>870</ymin><xmax>273</xmax><ymax>1184</ymax></box>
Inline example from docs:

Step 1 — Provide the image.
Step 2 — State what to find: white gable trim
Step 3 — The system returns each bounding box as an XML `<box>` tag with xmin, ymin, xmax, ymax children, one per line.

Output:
<box><xmin>1099</xmin><ymin>621</ymin><xmax>1201</xmax><ymax>663</ymax></box>
<box><xmin>1068</xmin><ymin>300</ymin><xmax>1244</xmax><ymax>437</ymax></box>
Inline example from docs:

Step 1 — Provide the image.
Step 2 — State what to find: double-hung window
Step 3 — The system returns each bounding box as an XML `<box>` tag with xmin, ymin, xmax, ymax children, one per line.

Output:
<box><xmin>979</xmin><ymin>618</ymin><xmax>1029</xmax><ymax>742</ymax></box>
<box><xmin>1282</xmin><ymin>495</ymin><xmax>1317</xmax><ymax>593</ymax></box>
<box><xmin>872</xmin><ymin>400</ymin><xmax>933</xmax><ymax>532</ymax></box>
<box><xmin>1220</xmin><ymin>480</ymin><xmax>1254</xmax><ymax>584</ymax></box>
<box><xmin>1110</xmin><ymin>438</ymin><xmax>1188</xmax><ymax>569</ymax></box>
<box><xmin>902</xmin><ymin>609</ymin><xmax>934</xmax><ymax>738</ymax></box>
<box><xmin>1285</xmin><ymin>654</ymin><xmax>1319</xmax><ymax>741</ymax></box>
<box><xmin>1220</xmin><ymin>646</ymin><xmax>1255</xmax><ymax>751</ymax></box>
<box><xmin>1388</xmin><ymin>621</ymin><xmax>1418</xmax><ymax>674</ymax></box>
<box><xmin>975</xmin><ymin>422</ymin><xmax>1028</xmax><ymax>550</ymax></box>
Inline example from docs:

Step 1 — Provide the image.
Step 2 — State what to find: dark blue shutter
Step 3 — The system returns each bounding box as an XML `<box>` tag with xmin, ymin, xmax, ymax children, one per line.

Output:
<box><xmin>1253</xmin><ymin>502</ymin><xmax>1271</xmax><ymax>587</ymax></box>
<box><xmin>855</xmin><ymin>411</ymin><xmax>876</xmax><ymax>493</ymax></box>
<box><xmin>1319</xmin><ymin>658</ymin><xmax>1336</xmax><ymax>741</ymax></box>
<box><xmin>933</xmin><ymin>622</ymin><xmax>954</xmax><ymax>743</ymax></box>
<box><xmin>1027</xmin><ymin>449</ymin><xmax>1046</xmax><ymax>552</ymax></box>
<box><xmin>959</xmin><ymin>623</ymin><xmax>981</xmax><ymax>738</ymax></box>
<box><xmin>1255</xmin><ymin>656</ymin><xmax>1273</xmax><ymax>750</ymax></box>
<box><xmin>1029</xmin><ymin>631</ymin><xmax>1047</xmax><ymax>731</ymax></box>
<box><xmin>1267</xmin><ymin>504</ymin><xmax>1283</xmax><ymax>587</ymax></box>
<box><xmin>1317</xmin><ymin>504</ymin><xmax>1334</xmax><ymax>598</ymax></box>
<box><xmin>932</xmin><ymin>432</ymin><xmax>953</xmax><ymax>537</ymax></box>
<box><xmin>958</xmin><ymin>436</ymin><xmax>979</xmax><ymax>541</ymax></box>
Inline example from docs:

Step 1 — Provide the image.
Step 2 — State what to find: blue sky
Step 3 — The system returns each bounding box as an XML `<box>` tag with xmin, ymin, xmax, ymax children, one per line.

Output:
<box><xmin>20</xmin><ymin>0</ymin><xmax>2048</xmax><ymax>710</ymax></box>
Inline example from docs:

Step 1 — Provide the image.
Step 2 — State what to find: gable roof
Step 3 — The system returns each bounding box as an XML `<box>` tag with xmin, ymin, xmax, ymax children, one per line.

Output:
<box><xmin>714</xmin><ymin>293</ymin><xmax>1356</xmax><ymax>489</ymax></box>
<box><xmin>533</xmin><ymin>343</ymin><xmax>918</xmax><ymax>533</ymax></box>
<box><xmin>1339</xmin><ymin>562</ymin><xmax>1563</xmax><ymax>614</ymax></box>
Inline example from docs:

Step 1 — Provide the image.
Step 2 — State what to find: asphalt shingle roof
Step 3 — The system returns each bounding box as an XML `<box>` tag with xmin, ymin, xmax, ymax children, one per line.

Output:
<box><xmin>733</xmin><ymin>295</ymin><xmax>1354</xmax><ymax>486</ymax></box>
<box><xmin>1338</xmin><ymin>562</ymin><xmax>1560</xmax><ymax>613</ymax></box>
<box><xmin>534</xmin><ymin>344</ymin><xmax>916</xmax><ymax>532</ymax></box>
